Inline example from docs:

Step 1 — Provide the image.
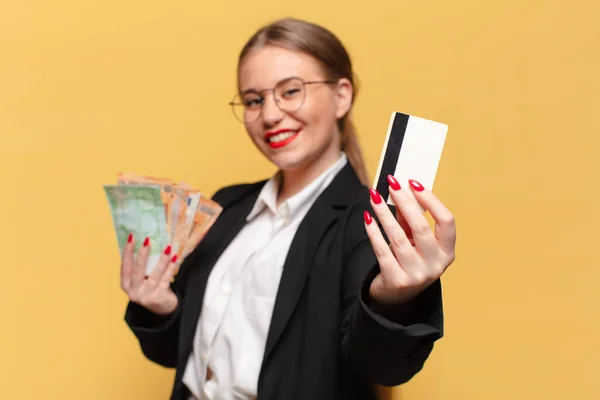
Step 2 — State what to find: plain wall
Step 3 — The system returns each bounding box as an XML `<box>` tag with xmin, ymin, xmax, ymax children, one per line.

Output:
<box><xmin>1</xmin><ymin>0</ymin><xmax>598</xmax><ymax>398</ymax></box>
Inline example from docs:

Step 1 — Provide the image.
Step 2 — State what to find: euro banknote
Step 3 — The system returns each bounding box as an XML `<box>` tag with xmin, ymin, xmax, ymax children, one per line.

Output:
<box><xmin>104</xmin><ymin>173</ymin><xmax>222</xmax><ymax>275</ymax></box>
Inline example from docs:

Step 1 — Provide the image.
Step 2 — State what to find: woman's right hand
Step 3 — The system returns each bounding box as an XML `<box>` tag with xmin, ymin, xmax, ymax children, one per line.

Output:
<box><xmin>120</xmin><ymin>234</ymin><xmax>179</xmax><ymax>316</ymax></box>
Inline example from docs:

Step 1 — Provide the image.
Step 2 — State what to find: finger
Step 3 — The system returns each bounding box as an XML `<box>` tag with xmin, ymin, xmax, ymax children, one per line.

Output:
<box><xmin>382</xmin><ymin>175</ymin><xmax>414</xmax><ymax>242</ymax></box>
<box><xmin>121</xmin><ymin>233</ymin><xmax>135</xmax><ymax>290</ymax></box>
<box><xmin>408</xmin><ymin>179</ymin><xmax>457</xmax><ymax>254</ymax></box>
<box><xmin>145</xmin><ymin>245</ymin><xmax>173</xmax><ymax>291</ymax></box>
<box><xmin>369</xmin><ymin>188</ymin><xmax>418</xmax><ymax>265</ymax></box>
<box><xmin>363</xmin><ymin>210</ymin><xmax>406</xmax><ymax>285</ymax></box>
<box><xmin>157</xmin><ymin>255</ymin><xmax>179</xmax><ymax>291</ymax></box>
<box><xmin>390</xmin><ymin>199</ymin><xmax>411</xmax><ymax>236</ymax></box>
<box><xmin>397</xmin><ymin>218</ymin><xmax>415</xmax><ymax>245</ymax></box>
<box><xmin>133</xmin><ymin>237</ymin><xmax>151</xmax><ymax>285</ymax></box>
<box><xmin>389</xmin><ymin>201</ymin><xmax>415</xmax><ymax>245</ymax></box>
<box><xmin>386</xmin><ymin>177</ymin><xmax>438</xmax><ymax>257</ymax></box>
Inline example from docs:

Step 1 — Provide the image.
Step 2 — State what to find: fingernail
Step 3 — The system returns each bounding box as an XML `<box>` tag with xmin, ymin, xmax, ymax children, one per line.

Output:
<box><xmin>387</xmin><ymin>175</ymin><xmax>401</xmax><ymax>191</ymax></box>
<box><xmin>369</xmin><ymin>188</ymin><xmax>382</xmax><ymax>204</ymax></box>
<box><xmin>409</xmin><ymin>179</ymin><xmax>424</xmax><ymax>192</ymax></box>
<box><xmin>171</xmin><ymin>255</ymin><xmax>178</xmax><ymax>263</ymax></box>
<box><xmin>164</xmin><ymin>245</ymin><xmax>172</xmax><ymax>256</ymax></box>
<box><xmin>127</xmin><ymin>233</ymin><xmax>133</xmax><ymax>243</ymax></box>
<box><xmin>143</xmin><ymin>237</ymin><xmax>150</xmax><ymax>247</ymax></box>
<box><xmin>364</xmin><ymin>211</ymin><xmax>373</xmax><ymax>225</ymax></box>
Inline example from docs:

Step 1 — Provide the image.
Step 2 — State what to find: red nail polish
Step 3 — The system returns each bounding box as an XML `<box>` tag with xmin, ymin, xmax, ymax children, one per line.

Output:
<box><xmin>369</xmin><ymin>188</ymin><xmax>382</xmax><ymax>204</ymax></box>
<box><xmin>127</xmin><ymin>233</ymin><xmax>133</xmax><ymax>243</ymax></box>
<box><xmin>171</xmin><ymin>255</ymin><xmax>178</xmax><ymax>263</ymax></box>
<box><xmin>387</xmin><ymin>175</ymin><xmax>401</xmax><ymax>191</ymax></box>
<box><xmin>409</xmin><ymin>179</ymin><xmax>424</xmax><ymax>192</ymax></box>
<box><xmin>143</xmin><ymin>237</ymin><xmax>150</xmax><ymax>247</ymax></box>
<box><xmin>364</xmin><ymin>211</ymin><xmax>373</xmax><ymax>225</ymax></box>
<box><xmin>164</xmin><ymin>245</ymin><xmax>172</xmax><ymax>256</ymax></box>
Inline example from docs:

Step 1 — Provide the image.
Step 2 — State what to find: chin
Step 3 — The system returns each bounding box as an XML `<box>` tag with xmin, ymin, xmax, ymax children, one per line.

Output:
<box><xmin>271</xmin><ymin>158</ymin><xmax>304</xmax><ymax>172</ymax></box>
<box><xmin>268</xmin><ymin>151</ymin><xmax>309</xmax><ymax>172</ymax></box>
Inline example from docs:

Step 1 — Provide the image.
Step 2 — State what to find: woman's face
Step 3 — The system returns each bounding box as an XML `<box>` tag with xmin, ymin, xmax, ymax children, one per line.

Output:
<box><xmin>237</xmin><ymin>45</ymin><xmax>353</xmax><ymax>174</ymax></box>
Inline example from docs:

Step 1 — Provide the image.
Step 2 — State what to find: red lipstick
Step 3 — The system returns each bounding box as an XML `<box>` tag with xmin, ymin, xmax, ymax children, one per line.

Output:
<box><xmin>265</xmin><ymin>129</ymin><xmax>300</xmax><ymax>149</ymax></box>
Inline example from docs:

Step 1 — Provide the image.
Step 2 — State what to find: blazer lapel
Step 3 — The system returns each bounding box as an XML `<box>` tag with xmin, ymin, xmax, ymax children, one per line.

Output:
<box><xmin>261</xmin><ymin>163</ymin><xmax>365</xmax><ymax>367</ymax></box>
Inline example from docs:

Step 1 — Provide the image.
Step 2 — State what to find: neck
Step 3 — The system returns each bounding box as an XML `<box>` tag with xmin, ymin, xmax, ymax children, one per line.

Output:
<box><xmin>276</xmin><ymin>149</ymin><xmax>342</xmax><ymax>206</ymax></box>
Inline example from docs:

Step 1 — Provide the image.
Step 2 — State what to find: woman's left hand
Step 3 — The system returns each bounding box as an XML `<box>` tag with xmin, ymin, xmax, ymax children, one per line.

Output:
<box><xmin>364</xmin><ymin>175</ymin><xmax>456</xmax><ymax>305</ymax></box>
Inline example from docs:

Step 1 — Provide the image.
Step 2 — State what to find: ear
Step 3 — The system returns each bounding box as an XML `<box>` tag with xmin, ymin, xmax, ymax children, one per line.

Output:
<box><xmin>334</xmin><ymin>78</ymin><xmax>354</xmax><ymax>119</ymax></box>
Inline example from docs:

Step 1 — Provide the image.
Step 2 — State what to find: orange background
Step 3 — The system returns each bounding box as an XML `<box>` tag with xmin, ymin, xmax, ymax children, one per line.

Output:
<box><xmin>1</xmin><ymin>0</ymin><xmax>598</xmax><ymax>399</ymax></box>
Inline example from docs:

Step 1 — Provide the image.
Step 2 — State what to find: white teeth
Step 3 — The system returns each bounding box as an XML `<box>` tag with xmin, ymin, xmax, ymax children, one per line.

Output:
<box><xmin>268</xmin><ymin>132</ymin><xmax>296</xmax><ymax>143</ymax></box>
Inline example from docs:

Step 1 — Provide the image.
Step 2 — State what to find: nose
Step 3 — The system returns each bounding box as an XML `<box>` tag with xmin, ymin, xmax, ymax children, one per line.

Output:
<box><xmin>261</xmin><ymin>93</ymin><xmax>284</xmax><ymax>126</ymax></box>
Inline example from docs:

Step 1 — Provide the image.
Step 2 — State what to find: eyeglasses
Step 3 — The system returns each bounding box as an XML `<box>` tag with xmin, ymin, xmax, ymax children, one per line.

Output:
<box><xmin>229</xmin><ymin>77</ymin><xmax>335</xmax><ymax>124</ymax></box>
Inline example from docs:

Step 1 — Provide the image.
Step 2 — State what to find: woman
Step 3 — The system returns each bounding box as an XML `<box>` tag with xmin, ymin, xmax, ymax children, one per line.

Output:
<box><xmin>121</xmin><ymin>17</ymin><xmax>456</xmax><ymax>400</ymax></box>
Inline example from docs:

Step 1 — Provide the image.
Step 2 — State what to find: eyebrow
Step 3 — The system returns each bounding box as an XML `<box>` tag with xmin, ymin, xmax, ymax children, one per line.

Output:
<box><xmin>240</xmin><ymin>76</ymin><xmax>299</xmax><ymax>95</ymax></box>
<box><xmin>240</xmin><ymin>88</ymin><xmax>259</xmax><ymax>95</ymax></box>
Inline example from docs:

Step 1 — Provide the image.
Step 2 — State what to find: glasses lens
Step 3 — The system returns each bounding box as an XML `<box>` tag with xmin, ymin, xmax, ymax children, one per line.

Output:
<box><xmin>231</xmin><ymin>95</ymin><xmax>245</xmax><ymax>123</ymax></box>
<box><xmin>231</xmin><ymin>93</ymin><xmax>262</xmax><ymax>124</ymax></box>
<box><xmin>275</xmin><ymin>78</ymin><xmax>305</xmax><ymax>113</ymax></box>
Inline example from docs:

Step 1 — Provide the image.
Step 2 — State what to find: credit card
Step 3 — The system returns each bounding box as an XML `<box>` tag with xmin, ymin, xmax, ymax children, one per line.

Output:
<box><xmin>372</xmin><ymin>112</ymin><xmax>448</xmax><ymax>213</ymax></box>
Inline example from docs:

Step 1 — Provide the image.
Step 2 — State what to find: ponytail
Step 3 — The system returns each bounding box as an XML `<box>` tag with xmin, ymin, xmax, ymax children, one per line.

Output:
<box><xmin>340</xmin><ymin>114</ymin><xmax>370</xmax><ymax>187</ymax></box>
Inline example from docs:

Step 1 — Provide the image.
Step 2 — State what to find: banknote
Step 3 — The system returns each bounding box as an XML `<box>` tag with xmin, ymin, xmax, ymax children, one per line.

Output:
<box><xmin>104</xmin><ymin>184</ymin><xmax>170</xmax><ymax>275</ymax></box>
<box><xmin>182</xmin><ymin>196</ymin><xmax>222</xmax><ymax>259</ymax></box>
<box><xmin>117</xmin><ymin>173</ymin><xmax>174</xmax><ymax>235</ymax></box>
<box><xmin>104</xmin><ymin>173</ymin><xmax>223</xmax><ymax>275</ymax></box>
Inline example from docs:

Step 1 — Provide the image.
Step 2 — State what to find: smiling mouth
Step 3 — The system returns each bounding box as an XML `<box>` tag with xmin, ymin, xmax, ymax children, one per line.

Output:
<box><xmin>265</xmin><ymin>130</ymin><xmax>300</xmax><ymax>149</ymax></box>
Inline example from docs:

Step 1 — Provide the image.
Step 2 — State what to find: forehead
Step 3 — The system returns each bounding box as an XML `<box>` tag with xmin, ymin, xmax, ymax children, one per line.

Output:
<box><xmin>238</xmin><ymin>45</ymin><xmax>324</xmax><ymax>92</ymax></box>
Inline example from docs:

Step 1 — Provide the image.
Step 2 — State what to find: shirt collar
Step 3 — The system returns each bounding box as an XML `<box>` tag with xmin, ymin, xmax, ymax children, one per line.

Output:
<box><xmin>246</xmin><ymin>173</ymin><xmax>281</xmax><ymax>221</ymax></box>
<box><xmin>246</xmin><ymin>153</ymin><xmax>348</xmax><ymax>222</ymax></box>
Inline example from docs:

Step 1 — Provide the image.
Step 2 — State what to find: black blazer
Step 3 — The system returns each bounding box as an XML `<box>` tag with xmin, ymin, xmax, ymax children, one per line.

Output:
<box><xmin>124</xmin><ymin>162</ymin><xmax>444</xmax><ymax>400</ymax></box>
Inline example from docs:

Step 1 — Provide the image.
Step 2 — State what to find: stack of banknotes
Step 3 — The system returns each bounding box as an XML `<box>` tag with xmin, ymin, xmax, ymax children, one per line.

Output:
<box><xmin>104</xmin><ymin>173</ymin><xmax>222</xmax><ymax>274</ymax></box>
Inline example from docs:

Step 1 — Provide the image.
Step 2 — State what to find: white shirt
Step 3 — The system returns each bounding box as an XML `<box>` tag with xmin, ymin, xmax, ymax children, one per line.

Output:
<box><xmin>182</xmin><ymin>153</ymin><xmax>348</xmax><ymax>400</ymax></box>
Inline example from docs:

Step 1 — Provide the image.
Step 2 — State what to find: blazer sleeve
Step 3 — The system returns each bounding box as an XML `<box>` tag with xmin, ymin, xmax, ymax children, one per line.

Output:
<box><xmin>339</xmin><ymin>201</ymin><xmax>444</xmax><ymax>386</ymax></box>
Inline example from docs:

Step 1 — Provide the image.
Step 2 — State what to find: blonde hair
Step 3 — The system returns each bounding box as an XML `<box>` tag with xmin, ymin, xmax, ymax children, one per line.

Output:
<box><xmin>238</xmin><ymin>17</ymin><xmax>370</xmax><ymax>186</ymax></box>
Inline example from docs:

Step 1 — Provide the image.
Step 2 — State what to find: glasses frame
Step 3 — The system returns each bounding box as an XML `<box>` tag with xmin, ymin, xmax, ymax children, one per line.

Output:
<box><xmin>228</xmin><ymin>77</ymin><xmax>337</xmax><ymax>124</ymax></box>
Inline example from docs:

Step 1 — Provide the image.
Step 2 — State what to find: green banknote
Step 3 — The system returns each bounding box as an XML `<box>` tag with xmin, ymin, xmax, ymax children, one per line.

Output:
<box><xmin>104</xmin><ymin>184</ymin><xmax>169</xmax><ymax>275</ymax></box>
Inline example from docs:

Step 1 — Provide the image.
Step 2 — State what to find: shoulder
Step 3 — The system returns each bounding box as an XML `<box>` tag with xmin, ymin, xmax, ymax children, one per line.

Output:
<box><xmin>342</xmin><ymin>185</ymin><xmax>372</xmax><ymax>217</ymax></box>
<box><xmin>210</xmin><ymin>179</ymin><xmax>267</xmax><ymax>208</ymax></box>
